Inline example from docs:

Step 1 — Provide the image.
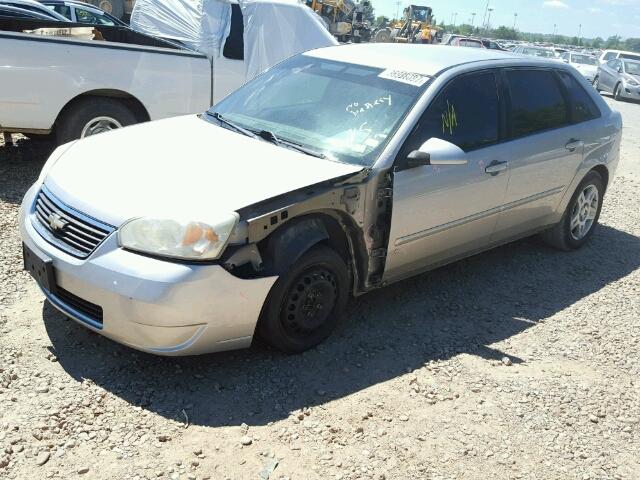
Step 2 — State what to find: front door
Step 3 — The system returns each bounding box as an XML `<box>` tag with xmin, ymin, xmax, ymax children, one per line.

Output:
<box><xmin>384</xmin><ymin>71</ymin><xmax>510</xmax><ymax>282</ymax></box>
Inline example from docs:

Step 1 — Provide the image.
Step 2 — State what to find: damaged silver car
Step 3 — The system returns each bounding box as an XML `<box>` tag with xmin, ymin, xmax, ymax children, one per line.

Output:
<box><xmin>20</xmin><ymin>44</ymin><xmax>622</xmax><ymax>355</ymax></box>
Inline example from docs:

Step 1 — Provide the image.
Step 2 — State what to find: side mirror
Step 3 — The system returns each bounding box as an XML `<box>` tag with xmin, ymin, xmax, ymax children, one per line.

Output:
<box><xmin>405</xmin><ymin>138</ymin><xmax>467</xmax><ymax>169</ymax></box>
<box><xmin>618</xmin><ymin>67</ymin><xmax>623</xmax><ymax>73</ymax></box>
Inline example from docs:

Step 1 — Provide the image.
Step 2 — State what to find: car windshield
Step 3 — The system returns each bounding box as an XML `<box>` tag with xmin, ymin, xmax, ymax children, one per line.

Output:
<box><xmin>572</xmin><ymin>54</ymin><xmax>596</xmax><ymax>65</ymax></box>
<box><xmin>625</xmin><ymin>61</ymin><xmax>640</xmax><ymax>75</ymax></box>
<box><xmin>522</xmin><ymin>47</ymin><xmax>555</xmax><ymax>58</ymax></box>
<box><xmin>209</xmin><ymin>55</ymin><xmax>429</xmax><ymax>166</ymax></box>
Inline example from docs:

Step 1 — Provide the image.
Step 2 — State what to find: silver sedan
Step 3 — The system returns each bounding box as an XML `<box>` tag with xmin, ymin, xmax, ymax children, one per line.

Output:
<box><xmin>21</xmin><ymin>45</ymin><xmax>622</xmax><ymax>355</ymax></box>
<box><xmin>596</xmin><ymin>58</ymin><xmax>640</xmax><ymax>101</ymax></box>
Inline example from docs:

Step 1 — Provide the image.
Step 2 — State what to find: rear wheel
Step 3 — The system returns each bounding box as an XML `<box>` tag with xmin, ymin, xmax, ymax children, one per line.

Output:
<box><xmin>56</xmin><ymin>98</ymin><xmax>137</xmax><ymax>144</ymax></box>
<box><xmin>257</xmin><ymin>245</ymin><xmax>349</xmax><ymax>353</ymax></box>
<box><xmin>540</xmin><ymin>171</ymin><xmax>604</xmax><ymax>251</ymax></box>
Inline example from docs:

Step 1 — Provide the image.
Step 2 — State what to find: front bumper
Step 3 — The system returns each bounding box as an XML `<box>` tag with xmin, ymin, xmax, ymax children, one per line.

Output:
<box><xmin>619</xmin><ymin>82</ymin><xmax>640</xmax><ymax>100</ymax></box>
<box><xmin>19</xmin><ymin>183</ymin><xmax>278</xmax><ymax>356</ymax></box>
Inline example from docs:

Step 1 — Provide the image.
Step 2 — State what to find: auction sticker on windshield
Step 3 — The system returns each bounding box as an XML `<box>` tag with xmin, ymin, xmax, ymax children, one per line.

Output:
<box><xmin>378</xmin><ymin>69</ymin><xmax>430</xmax><ymax>87</ymax></box>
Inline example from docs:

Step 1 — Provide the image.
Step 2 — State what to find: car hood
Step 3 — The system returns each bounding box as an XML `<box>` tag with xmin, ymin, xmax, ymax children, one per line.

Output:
<box><xmin>625</xmin><ymin>73</ymin><xmax>640</xmax><ymax>82</ymax></box>
<box><xmin>574</xmin><ymin>64</ymin><xmax>597</xmax><ymax>75</ymax></box>
<box><xmin>44</xmin><ymin>115</ymin><xmax>364</xmax><ymax>226</ymax></box>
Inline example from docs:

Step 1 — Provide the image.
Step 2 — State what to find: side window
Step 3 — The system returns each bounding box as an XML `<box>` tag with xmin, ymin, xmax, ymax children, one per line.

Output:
<box><xmin>602</xmin><ymin>52</ymin><xmax>616</xmax><ymax>61</ymax></box>
<box><xmin>401</xmin><ymin>72</ymin><xmax>499</xmax><ymax>155</ymax></box>
<box><xmin>51</xmin><ymin>5</ymin><xmax>72</xmax><ymax>19</ymax></box>
<box><xmin>557</xmin><ymin>71</ymin><xmax>601</xmax><ymax>123</ymax></box>
<box><xmin>223</xmin><ymin>4</ymin><xmax>244</xmax><ymax>60</ymax></box>
<box><xmin>506</xmin><ymin>69</ymin><xmax>568</xmax><ymax>138</ymax></box>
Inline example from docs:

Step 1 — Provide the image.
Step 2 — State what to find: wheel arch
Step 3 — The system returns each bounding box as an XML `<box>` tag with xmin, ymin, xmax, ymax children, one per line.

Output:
<box><xmin>259</xmin><ymin>211</ymin><xmax>367</xmax><ymax>295</ymax></box>
<box><xmin>590</xmin><ymin>164</ymin><xmax>610</xmax><ymax>191</ymax></box>
<box><xmin>53</xmin><ymin>89</ymin><xmax>150</xmax><ymax>132</ymax></box>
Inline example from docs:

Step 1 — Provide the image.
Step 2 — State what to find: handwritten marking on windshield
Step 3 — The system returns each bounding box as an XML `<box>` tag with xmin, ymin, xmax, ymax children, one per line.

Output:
<box><xmin>346</xmin><ymin>95</ymin><xmax>392</xmax><ymax>118</ymax></box>
<box><xmin>442</xmin><ymin>101</ymin><xmax>457</xmax><ymax>135</ymax></box>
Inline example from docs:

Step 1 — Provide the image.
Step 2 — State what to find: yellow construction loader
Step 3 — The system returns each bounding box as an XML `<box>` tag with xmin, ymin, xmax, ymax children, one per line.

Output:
<box><xmin>373</xmin><ymin>5</ymin><xmax>436</xmax><ymax>44</ymax></box>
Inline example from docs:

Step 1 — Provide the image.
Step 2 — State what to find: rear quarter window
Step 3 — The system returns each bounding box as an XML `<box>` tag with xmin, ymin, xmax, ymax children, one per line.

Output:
<box><xmin>505</xmin><ymin>69</ymin><xmax>569</xmax><ymax>138</ymax></box>
<box><xmin>557</xmin><ymin>71</ymin><xmax>601</xmax><ymax>123</ymax></box>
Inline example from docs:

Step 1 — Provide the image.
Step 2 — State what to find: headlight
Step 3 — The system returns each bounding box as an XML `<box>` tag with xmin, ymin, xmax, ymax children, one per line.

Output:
<box><xmin>118</xmin><ymin>213</ymin><xmax>239</xmax><ymax>260</ymax></box>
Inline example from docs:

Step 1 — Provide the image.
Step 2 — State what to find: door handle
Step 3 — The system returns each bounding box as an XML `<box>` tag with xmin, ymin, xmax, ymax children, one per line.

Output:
<box><xmin>565</xmin><ymin>139</ymin><xmax>583</xmax><ymax>152</ymax></box>
<box><xmin>485</xmin><ymin>161</ymin><xmax>509</xmax><ymax>175</ymax></box>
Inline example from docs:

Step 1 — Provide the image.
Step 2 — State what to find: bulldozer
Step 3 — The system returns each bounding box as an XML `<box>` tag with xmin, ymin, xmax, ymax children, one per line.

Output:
<box><xmin>374</xmin><ymin>5</ymin><xmax>436</xmax><ymax>44</ymax></box>
<box><xmin>306</xmin><ymin>0</ymin><xmax>372</xmax><ymax>43</ymax></box>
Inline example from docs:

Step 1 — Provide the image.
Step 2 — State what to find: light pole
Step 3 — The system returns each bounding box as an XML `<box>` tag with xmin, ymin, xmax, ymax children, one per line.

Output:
<box><xmin>453</xmin><ymin>12</ymin><xmax>458</xmax><ymax>27</ymax></box>
<box><xmin>513</xmin><ymin>13</ymin><xmax>518</xmax><ymax>29</ymax></box>
<box><xmin>486</xmin><ymin>8</ymin><xmax>493</xmax><ymax>32</ymax></box>
<box><xmin>553</xmin><ymin>23</ymin><xmax>557</xmax><ymax>38</ymax></box>
<box><xmin>482</xmin><ymin>0</ymin><xmax>489</xmax><ymax>29</ymax></box>
<box><xmin>471</xmin><ymin>12</ymin><xmax>476</xmax><ymax>27</ymax></box>
<box><xmin>578</xmin><ymin>23</ymin><xmax>582</xmax><ymax>42</ymax></box>
<box><xmin>395</xmin><ymin>0</ymin><xmax>401</xmax><ymax>20</ymax></box>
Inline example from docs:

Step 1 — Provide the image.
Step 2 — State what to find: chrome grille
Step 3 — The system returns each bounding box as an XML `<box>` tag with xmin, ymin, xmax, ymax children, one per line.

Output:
<box><xmin>32</xmin><ymin>187</ymin><xmax>115</xmax><ymax>258</ymax></box>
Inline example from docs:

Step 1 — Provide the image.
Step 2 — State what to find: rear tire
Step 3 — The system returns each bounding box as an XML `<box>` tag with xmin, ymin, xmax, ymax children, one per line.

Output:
<box><xmin>257</xmin><ymin>245</ymin><xmax>349</xmax><ymax>353</ymax></box>
<box><xmin>540</xmin><ymin>171</ymin><xmax>605</xmax><ymax>251</ymax></box>
<box><xmin>56</xmin><ymin>97</ymin><xmax>137</xmax><ymax>145</ymax></box>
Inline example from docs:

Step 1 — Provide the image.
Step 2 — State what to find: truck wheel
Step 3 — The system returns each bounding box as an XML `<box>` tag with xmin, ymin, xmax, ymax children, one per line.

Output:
<box><xmin>257</xmin><ymin>245</ymin><xmax>349</xmax><ymax>353</ymax></box>
<box><xmin>56</xmin><ymin>98</ymin><xmax>137</xmax><ymax>144</ymax></box>
<box><xmin>94</xmin><ymin>0</ymin><xmax>124</xmax><ymax>19</ymax></box>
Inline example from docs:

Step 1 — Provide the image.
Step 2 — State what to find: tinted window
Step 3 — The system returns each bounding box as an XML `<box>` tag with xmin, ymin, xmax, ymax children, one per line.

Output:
<box><xmin>620</xmin><ymin>53</ymin><xmax>640</xmax><ymax>61</ymax></box>
<box><xmin>506</xmin><ymin>69</ymin><xmax>568</xmax><ymax>138</ymax></box>
<box><xmin>402</xmin><ymin>72</ymin><xmax>499</xmax><ymax>154</ymax></box>
<box><xmin>223</xmin><ymin>4</ymin><xmax>244</xmax><ymax>60</ymax></box>
<box><xmin>557</xmin><ymin>71</ymin><xmax>600</xmax><ymax>123</ymax></box>
<box><xmin>602</xmin><ymin>52</ymin><xmax>616</xmax><ymax>61</ymax></box>
<box><xmin>49</xmin><ymin>5</ymin><xmax>71</xmax><ymax>19</ymax></box>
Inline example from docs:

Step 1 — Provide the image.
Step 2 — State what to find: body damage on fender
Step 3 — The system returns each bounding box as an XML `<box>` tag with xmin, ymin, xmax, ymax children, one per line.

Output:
<box><xmin>220</xmin><ymin>167</ymin><xmax>394</xmax><ymax>296</ymax></box>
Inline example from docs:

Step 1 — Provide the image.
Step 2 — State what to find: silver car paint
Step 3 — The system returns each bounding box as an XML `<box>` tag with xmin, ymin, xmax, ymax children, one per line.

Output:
<box><xmin>598</xmin><ymin>59</ymin><xmax>640</xmax><ymax>101</ymax></box>
<box><xmin>19</xmin><ymin>48</ymin><xmax>622</xmax><ymax>355</ymax></box>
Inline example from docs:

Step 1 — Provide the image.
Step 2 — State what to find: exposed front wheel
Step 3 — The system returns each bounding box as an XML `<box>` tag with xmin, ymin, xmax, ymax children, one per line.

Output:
<box><xmin>257</xmin><ymin>245</ymin><xmax>349</xmax><ymax>353</ymax></box>
<box><xmin>540</xmin><ymin>171</ymin><xmax>605</xmax><ymax>251</ymax></box>
<box><xmin>593</xmin><ymin>76</ymin><xmax>600</xmax><ymax>91</ymax></box>
<box><xmin>613</xmin><ymin>83</ymin><xmax>623</xmax><ymax>101</ymax></box>
<box><xmin>56</xmin><ymin>98</ymin><xmax>138</xmax><ymax>144</ymax></box>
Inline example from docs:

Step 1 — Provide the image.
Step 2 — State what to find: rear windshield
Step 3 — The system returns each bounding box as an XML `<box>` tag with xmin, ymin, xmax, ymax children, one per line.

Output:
<box><xmin>620</xmin><ymin>53</ymin><xmax>640</xmax><ymax>61</ymax></box>
<box><xmin>572</xmin><ymin>54</ymin><xmax>596</xmax><ymax>66</ymax></box>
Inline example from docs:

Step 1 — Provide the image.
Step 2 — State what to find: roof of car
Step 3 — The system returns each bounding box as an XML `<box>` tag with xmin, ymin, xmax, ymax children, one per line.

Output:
<box><xmin>305</xmin><ymin>44</ymin><xmax>552</xmax><ymax>77</ymax></box>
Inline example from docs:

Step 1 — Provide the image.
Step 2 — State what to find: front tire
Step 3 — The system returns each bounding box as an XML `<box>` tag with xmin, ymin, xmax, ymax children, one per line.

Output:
<box><xmin>257</xmin><ymin>245</ymin><xmax>349</xmax><ymax>353</ymax></box>
<box><xmin>613</xmin><ymin>83</ymin><xmax>623</xmax><ymax>101</ymax></box>
<box><xmin>540</xmin><ymin>171</ymin><xmax>605</xmax><ymax>251</ymax></box>
<box><xmin>593</xmin><ymin>76</ymin><xmax>601</xmax><ymax>91</ymax></box>
<box><xmin>56</xmin><ymin>98</ymin><xmax>138</xmax><ymax>144</ymax></box>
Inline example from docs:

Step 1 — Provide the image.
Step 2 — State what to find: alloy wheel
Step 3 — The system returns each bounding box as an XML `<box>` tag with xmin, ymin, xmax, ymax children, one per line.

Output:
<box><xmin>569</xmin><ymin>184</ymin><xmax>599</xmax><ymax>241</ymax></box>
<box><xmin>80</xmin><ymin>116</ymin><xmax>123</xmax><ymax>138</ymax></box>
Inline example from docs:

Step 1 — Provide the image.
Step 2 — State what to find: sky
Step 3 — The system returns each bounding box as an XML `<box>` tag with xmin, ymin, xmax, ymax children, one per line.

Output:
<box><xmin>372</xmin><ymin>0</ymin><xmax>640</xmax><ymax>39</ymax></box>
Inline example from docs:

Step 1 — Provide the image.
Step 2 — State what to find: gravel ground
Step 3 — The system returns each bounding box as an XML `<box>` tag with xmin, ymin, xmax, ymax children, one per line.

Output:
<box><xmin>1</xmin><ymin>96</ymin><xmax>639</xmax><ymax>480</ymax></box>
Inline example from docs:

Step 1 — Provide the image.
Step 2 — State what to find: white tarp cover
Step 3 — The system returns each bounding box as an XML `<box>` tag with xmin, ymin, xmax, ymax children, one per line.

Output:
<box><xmin>131</xmin><ymin>0</ymin><xmax>337</xmax><ymax>79</ymax></box>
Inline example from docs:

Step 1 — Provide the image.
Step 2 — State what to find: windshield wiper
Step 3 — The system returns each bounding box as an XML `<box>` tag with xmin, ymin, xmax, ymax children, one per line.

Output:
<box><xmin>207</xmin><ymin>112</ymin><xmax>257</xmax><ymax>139</ymax></box>
<box><xmin>254</xmin><ymin>129</ymin><xmax>325</xmax><ymax>159</ymax></box>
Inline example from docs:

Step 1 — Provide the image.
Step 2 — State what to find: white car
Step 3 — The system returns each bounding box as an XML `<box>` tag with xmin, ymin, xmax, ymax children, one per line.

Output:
<box><xmin>561</xmin><ymin>51</ymin><xmax>598</xmax><ymax>83</ymax></box>
<box><xmin>0</xmin><ymin>0</ymin><xmax>68</xmax><ymax>19</ymax></box>
<box><xmin>20</xmin><ymin>45</ymin><xmax>622</xmax><ymax>355</ymax></box>
<box><xmin>598</xmin><ymin>49</ymin><xmax>640</xmax><ymax>67</ymax></box>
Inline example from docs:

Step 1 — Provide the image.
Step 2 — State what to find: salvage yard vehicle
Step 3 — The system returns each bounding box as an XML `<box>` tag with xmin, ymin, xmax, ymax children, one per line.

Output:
<box><xmin>0</xmin><ymin>0</ymin><xmax>68</xmax><ymax>19</ymax></box>
<box><xmin>596</xmin><ymin>58</ymin><xmax>640</xmax><ymax>102</ymax></box>
<box><xmin>41</xmin><ymin>0</ymin><xmax>127</xmax><ymax>26</ymax></box>
<box><xmin>0</xmin><ymin>2</ymin><xmax>335</xmax><ymax>143</ymax></box>
<box><xmin>561</xmin><ymin>51</ymin><xmax>598</xmax><ymax>84</ymax></box>
<box><xmin>20</xmin><ymin>45</ymin><xmax>622</xmax><ymax>355</ymax></box>
<box><xmin>598</xmin><ymin>49</ymin><xmax>640</xmax><ymax>67</ymax></box>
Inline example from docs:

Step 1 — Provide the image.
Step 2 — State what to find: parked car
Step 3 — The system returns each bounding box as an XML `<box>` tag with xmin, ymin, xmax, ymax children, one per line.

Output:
<box><xmin>596</xmin><ymin>58</ymin><xmax>640</xmax><ymax>101</ymax></box>
<box><xmin>450</xmin><ymin>37</ymin><xmax>485</xmax><ymax>48</ymax></box>
<box><xmin>0</xmin><ymin>2</ymin><xmax>335</xmax><ymax>143</ymax></box>
<box><xmin>480</xmin><ymin>38</ymin><xmax>507</xmax><ymax>50</ymax></box>
<box><xmin>0</xmin><ymin>0</ymin><xmax>67</xmax><ymax>19</ymax></box>
<box><xmin>40</xmin><ymin>0</ymin><xmax>126</xmax><ymax>26</ymax></box>
<box><xmin>561</xmin><ymin>51</ymin><xmax>598</xmax><ymax>83</ymax></box>
<box><xmin>598</xmin><ymin>49</ymin><xmax>640</xmax><ymax>67</ymax></box>
<box><xmin>513</xmin><ymin>45</ymin><xmax>557</xmax><ymax>59</ymax></box>
<box><xmin>0</xmin><ymin>3</ymin><xmax>62</xmax><ymax>17</ymax></box>
<box><xmin>20</xmin><ymin>44</ymin><xmax>622</xmax><ymax>355</ymax></box>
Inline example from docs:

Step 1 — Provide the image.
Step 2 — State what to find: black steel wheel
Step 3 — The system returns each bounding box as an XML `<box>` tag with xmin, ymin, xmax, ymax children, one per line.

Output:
<box><xmin>258</xmin><ymin>245</ymin><xmax>349</xmax><ymax>353</ymax></box>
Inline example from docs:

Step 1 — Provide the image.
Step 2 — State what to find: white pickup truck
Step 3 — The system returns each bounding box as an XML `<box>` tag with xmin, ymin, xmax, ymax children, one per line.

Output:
<box><xmin>0</xmin><ymin>1</ymin><xmax>336</xmax><ymax>144</ymax></box>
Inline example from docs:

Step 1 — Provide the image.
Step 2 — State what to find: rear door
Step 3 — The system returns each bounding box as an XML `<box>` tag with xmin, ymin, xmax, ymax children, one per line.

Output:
<box><xmin>492</xmin><ymin>68</ymin><xmax>584</xmax><ymax>240</ymax></box>
<box><xmin>383</xmin><ymin>71</ymin><xmax>510</xmax><ymax>282</ymax></box>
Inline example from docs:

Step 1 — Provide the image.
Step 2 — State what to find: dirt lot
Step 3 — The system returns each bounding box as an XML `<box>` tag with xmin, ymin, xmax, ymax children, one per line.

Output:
<box><xmin>1</xmin><ymin>96</ymin><xmax>639</xmax><ymax>480</ymax></box>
